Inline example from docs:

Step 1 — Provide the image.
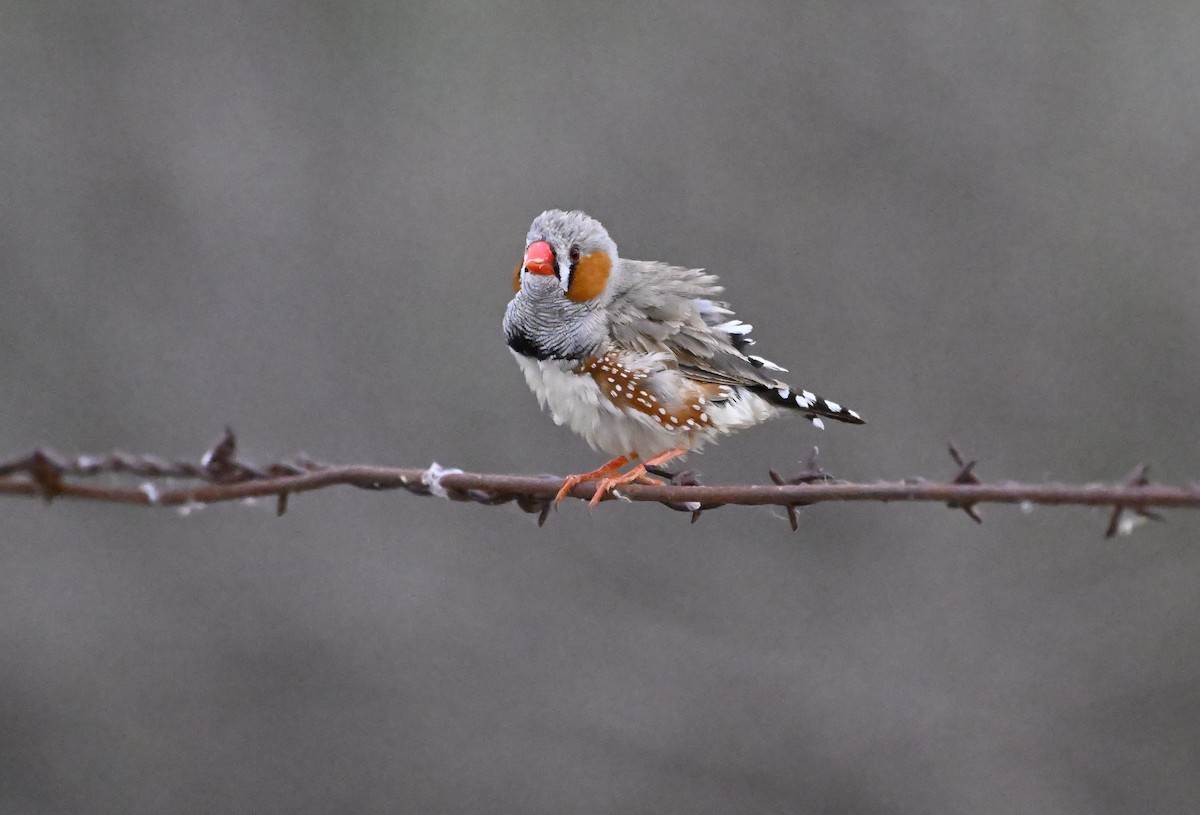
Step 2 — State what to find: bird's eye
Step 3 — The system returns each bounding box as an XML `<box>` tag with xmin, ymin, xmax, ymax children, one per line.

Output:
<box><xmin>568</xmin><ymin>246</ymin><xmax>581</xmax><ymax>263</ymax></box>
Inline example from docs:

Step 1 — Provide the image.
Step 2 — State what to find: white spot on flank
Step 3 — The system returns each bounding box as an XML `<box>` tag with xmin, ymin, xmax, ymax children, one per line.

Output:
<box><xmin>826</xmin><ymin>401</ymin><xmax>841</xmax><ymax>413</ymax></box>
<box><xmin>848</xmin><ymin>409</ymin><xmax>861</xmax><ymax>420</ymax></box>
<box><xmin>659</xmin><ymin>407</ymin><xmax>666</xmax><ymax>414</ymax></box>
<box><xmin>607</xmin><ymin>377</ymin><xmax>614</xmax><ymax>382</ymax></box>
<box><xmin>811</xmin><ymin>417</ymin><xmax>825</xmax><ymax>429</ymax></box>
<box><xmin>138</xmin><ymin>482</ymin><xmax>160</xmax><ymax>504</ymax></box>
<box><xmin>670</xmin><ymin>416</ymin><xmax>679</xmax><ymax>424</ymax></box>
<box><xmin>700</xmin><ymin>412</ymin><xmax>708</xmax><ymax>421</ymax></box>
<box><xmin>778</xmin><ymin>389</ymin><xmax>790</xmax><ymax>400</ymax></box>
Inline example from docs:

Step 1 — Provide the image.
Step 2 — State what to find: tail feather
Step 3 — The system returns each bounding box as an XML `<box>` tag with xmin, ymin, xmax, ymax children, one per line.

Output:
<box><xmin>752</xmin><ymin>385</ymin><xmax>865</xmax><ymax>427</ymax></box>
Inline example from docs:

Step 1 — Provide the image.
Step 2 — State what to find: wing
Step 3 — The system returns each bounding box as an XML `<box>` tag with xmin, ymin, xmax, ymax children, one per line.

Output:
<box><xmin>608</xmin><ymin>259</ymin><xmax>864</xmax><ymax>425</ymax></box>
<box><xmin>608</xmin><ymin>259</ymin><xmax>788</xmax><ymax>387</ymax></box>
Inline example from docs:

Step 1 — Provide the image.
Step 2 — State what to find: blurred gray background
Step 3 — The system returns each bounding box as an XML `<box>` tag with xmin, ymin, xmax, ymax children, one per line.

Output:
<box><xmin>2</xmin><ymin>1</ymin><xmax>1199</xmax><ymax>812</ymax></box>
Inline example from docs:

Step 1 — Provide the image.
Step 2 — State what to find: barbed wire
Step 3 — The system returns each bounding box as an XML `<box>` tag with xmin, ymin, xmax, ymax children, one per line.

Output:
<box><xmin>0</xmin><ymin>429</ymin><xmax>1196</xmax><ymax>536</ymax></box>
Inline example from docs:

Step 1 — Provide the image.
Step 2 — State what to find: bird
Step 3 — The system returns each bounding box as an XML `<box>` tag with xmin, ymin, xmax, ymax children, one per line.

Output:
<box><xmin>504</xmin><ymin>209</ymin><xmax>864</xmax><ymax>508</ymax></box>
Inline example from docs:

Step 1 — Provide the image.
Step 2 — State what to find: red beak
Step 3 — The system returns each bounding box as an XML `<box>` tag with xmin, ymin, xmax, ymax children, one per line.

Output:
<box><xmin>523</xmin><ymin>241</ymin><xmax>555</xmax><ymax>276</ymax></box>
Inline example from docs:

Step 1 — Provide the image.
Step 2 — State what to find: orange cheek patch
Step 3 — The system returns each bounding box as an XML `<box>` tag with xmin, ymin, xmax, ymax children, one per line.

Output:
<box><xmin>513</xmin><ymin>265</ymin><xmax>521</xmax><ymax>292</ymax></box>
<box><xmin>566</xmin><ymin>251</ymin><xmax>611</xmax><ymax>302</ymax></box>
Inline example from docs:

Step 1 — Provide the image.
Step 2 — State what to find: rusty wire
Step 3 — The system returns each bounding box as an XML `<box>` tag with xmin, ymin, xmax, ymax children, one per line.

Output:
<box><xmin>0</xmin><ymin>429</ymin><xmax>1197</xmax><ymax>536</ymax></box>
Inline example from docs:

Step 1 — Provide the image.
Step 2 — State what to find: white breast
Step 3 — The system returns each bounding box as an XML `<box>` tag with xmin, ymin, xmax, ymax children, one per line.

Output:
<box><xmin>511</xmin><ymin>352</ymin><xmax>685</xmax><ymax>457</ymax></box>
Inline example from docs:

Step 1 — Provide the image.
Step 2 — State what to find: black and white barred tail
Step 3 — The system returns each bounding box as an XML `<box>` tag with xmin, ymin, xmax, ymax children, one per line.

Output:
<box><xmin>752</xmin><ymin>384</ymin><xmax>865</xmax><ymax>429</ymax></box>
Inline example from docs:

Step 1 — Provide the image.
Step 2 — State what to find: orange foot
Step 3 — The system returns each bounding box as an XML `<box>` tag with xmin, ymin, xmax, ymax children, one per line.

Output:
<box><xmin>587</xmin><ymin>447</ymin><xmax>689</xmax><ymax>508</ymax></box>
<box><xmin>554</xmin><ymin>454</ymin><xmax>636</xmax><ymax>506</ymax></box>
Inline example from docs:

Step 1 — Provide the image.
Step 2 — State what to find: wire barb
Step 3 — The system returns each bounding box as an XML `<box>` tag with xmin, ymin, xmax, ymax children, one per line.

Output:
<box><xmin>767</xmin><ymin>447</ymin><xmax>834</xmax><ymax>531</ymax></box>
<box><xmin>1104</xmin><ymin>464</ymin><xmax>1164</xmax><ymax>538</ymax></box>
<box><xmin>0</xmin><ymin>431</ymin><xmax>1197</xmax><ymax>537</ymax></box>
<box><xmin>946</xmin><ymin>443</ymin><xmax>984</xmax><ymax>524</ymax></box>
<box><xmin>646</xmin><ymin>465</ymin><xmax>712</xmax><ymax>520</ymax></box>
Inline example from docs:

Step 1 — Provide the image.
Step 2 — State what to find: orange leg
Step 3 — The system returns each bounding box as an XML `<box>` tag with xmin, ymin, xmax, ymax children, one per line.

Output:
<box><xmin>554</xmin><ymin>453</ymin><xmax>638</xmax><ymax>506</ymax></box>
<box><xmin>587</xmin><ymin>447</ymin><xmax>690</xmax><ymax>509</ymax></box>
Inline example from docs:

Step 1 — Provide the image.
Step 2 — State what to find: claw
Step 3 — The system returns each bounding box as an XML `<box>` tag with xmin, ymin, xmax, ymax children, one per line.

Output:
<box><xmin>554</xmin><ymin>454</ymin><xmax>634</xmax><ymax>506</ymax></box>
<box><xmin>588</xmin><ymin>464</ymin><xmax>651</xmax><ymax>508</ymax></box>
<box><xmin>585</xmin><ymin>447</ymin><xmax>690</xmax><ymax>509</ymax></box>
<box><xmin>553</xmin><ymin>473</ymin><xmax>588</xmax><ymax>506</ymax></box>
<box><xmin>554</xmin><ymin>472</ymin><xmax>592</xmax><ymax>504</ymax></box>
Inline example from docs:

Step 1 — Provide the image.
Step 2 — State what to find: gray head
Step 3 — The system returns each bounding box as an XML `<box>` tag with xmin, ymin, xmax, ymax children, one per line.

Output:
<box><xmin>504</xmin><ymin>210</ymin><xmax>621</xmax><ymax>361</ymax></box>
